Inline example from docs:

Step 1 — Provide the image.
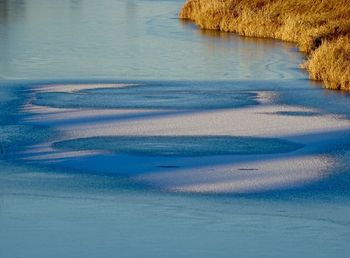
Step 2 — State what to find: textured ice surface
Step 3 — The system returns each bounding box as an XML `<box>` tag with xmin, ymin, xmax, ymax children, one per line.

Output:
<box><xmin>53</xmin><ymin>136</ymin><xmax>302</xmax><ymax>157</ymax></box>
<box><xmin>0</xmin><ymin>125</ymin><xmax>51</xmax><ymax>154</ymax></box>
<box><xmin>20</xmin><ymin>80</ymin><xmax>350</xmax><ymax>194</ymax></box>
<box><xmin>136</xmin><ymin>155</ymin><xmax>334</xmax><ymax>193</ymax></box>
<box><xmin>34</xmin><ymin>84</ymin><xmax>259</xmax><ymax>110</ymax></box>
<box><xmin>39</xmin><ymin>105</ymin><xmax>349</xmax><ymax>139</ymax></box>
<box><xmin>34</xmin><ymin>83</ymin><xmax>134</xmax><ymax>93</ymax></box>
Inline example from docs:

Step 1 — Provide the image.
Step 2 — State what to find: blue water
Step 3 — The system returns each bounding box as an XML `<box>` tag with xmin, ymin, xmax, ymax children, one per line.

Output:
<box><xmin>0</xmin><ymin>0</ymin><xmax>350</xmax><ymax>257</ymax></box>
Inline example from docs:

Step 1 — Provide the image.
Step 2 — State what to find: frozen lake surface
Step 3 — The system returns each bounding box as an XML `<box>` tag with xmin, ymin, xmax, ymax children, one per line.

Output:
<box><xmin>1</xmin><ymin>0</ymin><xmax>350</xmax><ymax>257</ymax></box>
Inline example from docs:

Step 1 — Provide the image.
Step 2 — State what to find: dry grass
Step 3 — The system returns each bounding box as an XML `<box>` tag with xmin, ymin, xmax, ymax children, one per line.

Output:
<box><xmin>180</xmin><ymin>0</ymin><xmax>350</xmax><ymax>90</ymax></box>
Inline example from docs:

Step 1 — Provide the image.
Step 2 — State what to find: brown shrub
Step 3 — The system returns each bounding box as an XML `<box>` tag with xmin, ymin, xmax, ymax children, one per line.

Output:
<box><xmin>304</xmin><ymin>36</ymin><xmax>350</xmax><ymax>90</ymax></box>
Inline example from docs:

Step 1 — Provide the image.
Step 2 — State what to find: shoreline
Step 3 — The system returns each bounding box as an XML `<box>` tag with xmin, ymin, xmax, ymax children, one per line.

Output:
<box><xmin>179</xmin><ymin>0</ymin><xmax>350</xmax><ymax>91</ymax></box>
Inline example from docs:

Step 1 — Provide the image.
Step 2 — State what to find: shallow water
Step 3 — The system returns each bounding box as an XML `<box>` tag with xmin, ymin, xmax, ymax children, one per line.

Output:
<box><xmin>1</xmin><ymin>0</ymin><xmax>350</xmax><ymax>257</ymax></box>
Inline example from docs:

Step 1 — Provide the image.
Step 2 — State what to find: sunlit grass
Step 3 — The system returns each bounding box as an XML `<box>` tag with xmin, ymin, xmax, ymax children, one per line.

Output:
<box><xmin>180</xmin><ymin>0</ymin><xmax>350</xmax><ymax>90</ymax></box>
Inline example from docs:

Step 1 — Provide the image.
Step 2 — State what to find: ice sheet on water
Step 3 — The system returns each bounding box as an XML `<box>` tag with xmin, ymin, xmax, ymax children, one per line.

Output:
<box><xmin>53</xmin><ymin>135</ymin><xmax>302</xmax><ymax>157</ymax></box>
<box><xmin>33</xmin><ymin>83</ymin><xmax>259</xmax><ymax>109</ymax></box>
<box><xmin>0</xmin><ymin>84</ymin><xmax>54</xmax><ymax>155</ymax></box>
<box><xmin>0</xmin><ymin>125</ymin><xmax>52</xmax><ymax>154</ymax></box>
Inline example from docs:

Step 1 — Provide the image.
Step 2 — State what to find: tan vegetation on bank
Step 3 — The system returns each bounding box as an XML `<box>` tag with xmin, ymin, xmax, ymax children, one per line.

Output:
<box><xmin>180</xmin><ymin>0</ymin><xmax>350</xmax><ymax>90</ymax></box>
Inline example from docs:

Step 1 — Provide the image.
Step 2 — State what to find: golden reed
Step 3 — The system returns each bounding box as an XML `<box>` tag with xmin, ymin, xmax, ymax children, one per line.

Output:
<box><xmin>180</xmin><ymin>0</ymin><xmax>350</xmax><ymax>90</ymax></box>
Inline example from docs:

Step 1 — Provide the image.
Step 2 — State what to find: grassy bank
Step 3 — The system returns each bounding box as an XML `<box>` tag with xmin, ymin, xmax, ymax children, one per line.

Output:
<box><xmin>180</xmin><ymin>0</ymin><xmax>350</xmax><ymax>91</ymax></box>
